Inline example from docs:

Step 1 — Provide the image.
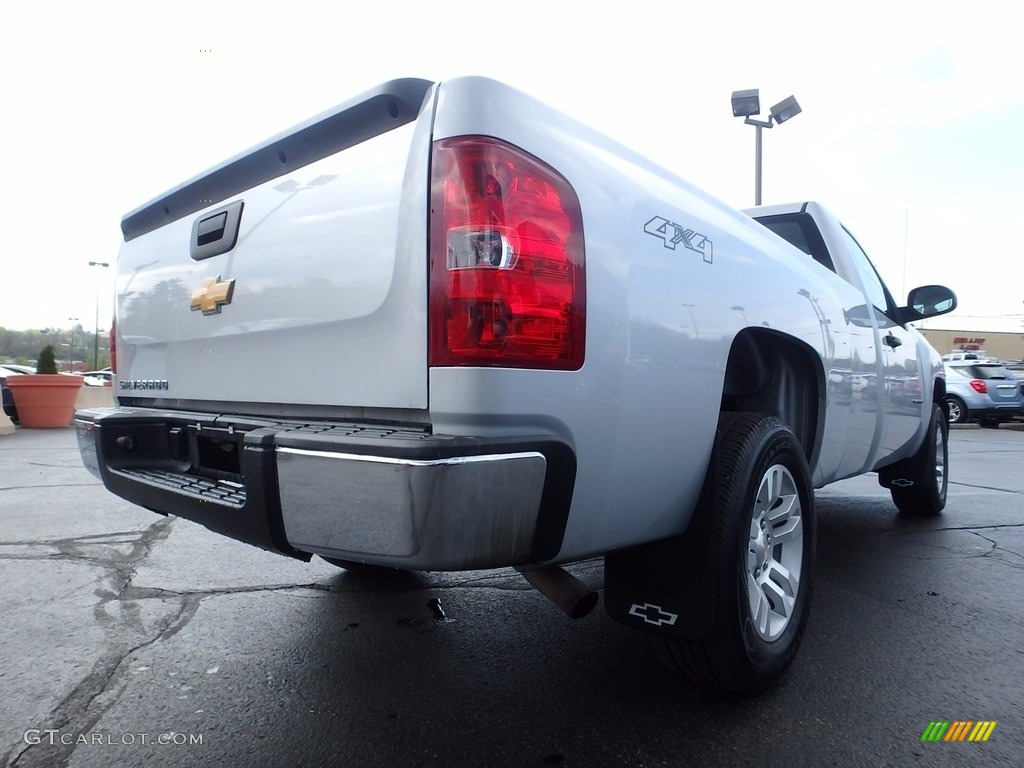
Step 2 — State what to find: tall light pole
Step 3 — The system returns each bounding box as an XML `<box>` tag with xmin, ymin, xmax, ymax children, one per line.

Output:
<box><xmin>67</xmin><ymin>318</ymin><xmax>79</xmax><ymax>372</ymax></box>
<box><xmin>731</xmin><ymin>89</ymin><xmax>802</xmax><ymax>205</ymax></box>
<box><xmin>88</xmin><ymin>261</ymin><xmax>110</xmax><ymax>369</ymax></box>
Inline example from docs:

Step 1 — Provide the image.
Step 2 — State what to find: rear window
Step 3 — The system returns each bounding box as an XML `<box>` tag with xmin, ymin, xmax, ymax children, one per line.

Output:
<box><xmin>949</xmin><ymin>364</ymin><xmax>1012</xmax><ymax>380</ymax></box>
<box><xmin>754</xmin><ymin>212</ymin><xmax>836</xmax><ymax>273</ymax></box>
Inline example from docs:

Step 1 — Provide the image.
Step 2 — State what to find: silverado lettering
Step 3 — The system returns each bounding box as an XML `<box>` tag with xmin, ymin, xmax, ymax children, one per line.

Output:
<box><xmin>118</xmin><ymin>380</ymin><xmax>169</xmax><ymax>391</ymax></box>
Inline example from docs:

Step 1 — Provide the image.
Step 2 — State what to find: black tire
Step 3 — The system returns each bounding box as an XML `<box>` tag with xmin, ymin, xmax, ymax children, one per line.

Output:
<box><xmin>890</xmin><ymin>403</ymin><xmax>948</xmax><ymax>517</ymax></box>
<box><xmin>945</xmin><ymin>396</ymin><xmax>968</xmax><ymax>424</ymax></box>
<box><xmin>658</xmin><ymin>412</ymin><xmax>815</xmax><ymax>693</ymax></box>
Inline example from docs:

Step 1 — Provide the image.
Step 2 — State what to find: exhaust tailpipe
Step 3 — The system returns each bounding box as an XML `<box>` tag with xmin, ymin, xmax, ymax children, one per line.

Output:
<box><xmin>515</xmin><ymin>564</ymin><xmax>598</xmax><ymax>619</ymax></box>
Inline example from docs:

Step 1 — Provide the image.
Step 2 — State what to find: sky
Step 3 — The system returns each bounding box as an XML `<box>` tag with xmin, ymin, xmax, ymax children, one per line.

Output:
<box><xmin>2</xmin><ymin>0</ymin><xmax>1021</xmax><ymax>336</ymax></box>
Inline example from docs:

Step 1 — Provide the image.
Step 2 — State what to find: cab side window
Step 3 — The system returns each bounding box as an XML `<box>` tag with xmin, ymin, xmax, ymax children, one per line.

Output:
<box><xmin>840</xmin><ymin>226</ymin><xmax>897</xmax><ymax>322</ymax></box>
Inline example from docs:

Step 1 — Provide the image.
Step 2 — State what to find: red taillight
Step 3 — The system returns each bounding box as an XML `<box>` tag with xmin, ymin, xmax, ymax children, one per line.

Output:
<box><xmin>429</xmin><ymin>137</ymin><xmax>585</xmax><ymax>369</ymax></box>
<box><xmin>109</xmin><ymin>319</ymin><xmax>117</xmax><ymax>374</ymax></box>
<box><xmin>969</xmin><ymin>379</ymin><xmax>987</xmax><ymax>394</ymax></box>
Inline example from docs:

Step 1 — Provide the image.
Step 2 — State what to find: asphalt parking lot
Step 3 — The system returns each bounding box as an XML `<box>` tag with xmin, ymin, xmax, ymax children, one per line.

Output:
<box><xmin>1</xmin><ymin>425</ymin><xmax>1022</xmax><ymax>768</ymax></box>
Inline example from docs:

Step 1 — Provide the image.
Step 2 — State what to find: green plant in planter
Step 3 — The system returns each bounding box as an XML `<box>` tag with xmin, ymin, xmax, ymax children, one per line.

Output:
<box><xmin>7</xmin><ymin>343</ymin><xmax>82</xmax><ymax>427</ymax></box>
<box><xmin>36</xmin><ymin>345</ymin><xmax>59</xmax><ymax>374</ymax></box>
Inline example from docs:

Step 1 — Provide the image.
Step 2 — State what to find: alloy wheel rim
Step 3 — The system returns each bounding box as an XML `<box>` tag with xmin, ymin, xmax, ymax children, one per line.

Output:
<box><xmin>745</xmin><ymin>464</ymin><xmax>803</xmax><ymax>642</ymax></box>
<box><xmin>934</xmin><ymin>419</ymin><xmax>946</xmax><ymax>497</ymax></box>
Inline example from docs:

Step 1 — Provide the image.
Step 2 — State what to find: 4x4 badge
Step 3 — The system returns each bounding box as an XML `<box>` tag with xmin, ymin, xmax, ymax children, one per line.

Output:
<box><xmin>644</xmin><ymin>216</ymin><xmax>713</xmax><ymax>263</ymax></box>
<box><xmin>190</xmin><ymin>276</ymin><xmax>235</xmax><ymax>315</ymax></box>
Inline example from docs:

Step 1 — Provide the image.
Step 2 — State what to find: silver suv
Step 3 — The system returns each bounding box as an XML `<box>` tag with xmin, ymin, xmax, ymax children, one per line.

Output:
<box><xmin>943</xmin><ymin>361</ymin><xmax>1024</xmax><ymax>426</ymax></box>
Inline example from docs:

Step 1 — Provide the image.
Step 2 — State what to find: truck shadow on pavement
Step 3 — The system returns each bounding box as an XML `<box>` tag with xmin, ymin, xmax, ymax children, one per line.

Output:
<box><xmin>9</xmin><ymin>486</ymin><xmax>1020</xmax><ymax>768</ymax></box>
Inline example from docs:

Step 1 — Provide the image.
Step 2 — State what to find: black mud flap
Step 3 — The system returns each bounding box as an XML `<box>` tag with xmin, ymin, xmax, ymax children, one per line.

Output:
<box><xmin>877</xmin><ymin>459</ymin><xmax>922</xmax><ymax>490</ymax></box>
<box><xmin>877</xmin><ymin>400</ymin><xmax>946</xmax><ymax>490</ymax></box>
<box><xmin>604</xmin><ymin>518</ymin><xmax>717</xmax><ymax>640</ymax></box>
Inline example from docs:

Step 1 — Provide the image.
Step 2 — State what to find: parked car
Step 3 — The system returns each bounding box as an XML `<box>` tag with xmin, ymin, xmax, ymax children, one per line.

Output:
<box><xmin>1008</xmin><ymin>367</ymin><xmax>1024</xmax><ymax>417</ymax></box>
<box><xmin>80</xmin><ymin>370</ymin><xmax>113</xmax><ymax>387</ymax></box>
<box><xmin>0</xmin><ymin>365</ymin><xmax>28</xmax><ymax>424</ymax></box>
<box><xmin>942</xmin><ymin>351</ymin><xmax>982</xmax><ymax>362</ymax></box>
<box><xmin>944</xmin><ymin>361</ymin><xmax>1024</xmax><ymax>426</ymax></box>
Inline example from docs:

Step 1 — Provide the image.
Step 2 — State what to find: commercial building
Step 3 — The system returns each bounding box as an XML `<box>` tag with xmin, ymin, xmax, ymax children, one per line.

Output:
<box><xmin>917</xmin><ymin>329</ymin><xmax>1024</xmax><ymax>362</ymax></box>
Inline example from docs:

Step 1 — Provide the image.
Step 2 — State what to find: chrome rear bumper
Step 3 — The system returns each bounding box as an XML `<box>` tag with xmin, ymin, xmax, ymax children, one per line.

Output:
<box><xmin>74</xmin><ymin>407</ymin><xmax>575</xmax><ymax>569</ymax></box>
<box><xmin>277</xmin><ymin>448</ymin><xmax>546</xmax><ymax>569</ymax></box>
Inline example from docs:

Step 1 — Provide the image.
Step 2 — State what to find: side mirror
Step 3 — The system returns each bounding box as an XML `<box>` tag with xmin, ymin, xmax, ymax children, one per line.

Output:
<box><xmin>897</xmin><ymin>285</ymin><xmax>957</xmax><ymax>324</ymax></box>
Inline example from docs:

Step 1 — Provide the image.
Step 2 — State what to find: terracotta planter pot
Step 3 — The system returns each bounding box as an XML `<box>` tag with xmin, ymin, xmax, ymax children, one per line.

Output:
<box><xmin>6</xmin><ymin>375</ymin><xmax>85</xmax><ymax>428</ymax></box>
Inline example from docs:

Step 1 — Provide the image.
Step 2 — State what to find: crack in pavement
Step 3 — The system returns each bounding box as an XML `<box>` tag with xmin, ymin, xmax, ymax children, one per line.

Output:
<box><xmin>970</xmin><ymin>530</ymin><xmax>1024</xmax><ymax>569</ymax></box>
<box><xmin>123</xmin><ymin>582</ymin><xmax>341</xmax><ymax>600</ymax></box>
<box><xmin>0</xmin><ymin>483</ymin><xmax>101</xmax><ymax>492</ymax></box>
<box><xmin>2</xmin><ymin>523</ymin><xmax>599</xmax><ymax>765</ymax></box>
<box><xmin>920</xmin><ymin>522</ymin><xmax>1024</xmax><ymax>533</ymax></box>
<box><xmin>830</xmin><ymin>521</ymin><xmax>1024</xmax><ymax>540</ymax></box>
<box><xmin>7</xmin><ymin>599</ymin><xmax>195</xmax><ymax>768</ymax></box>
<box><xmin>0</xmin><ymin>531</ymin><xmax>167</xmax><ymax>558</ymax></box>
<box><xmin>948</xmin><ymin>479</ymin><xmax>1024</xmax><ymax>494</ymax></box>
<box><xmin>1</xmin><ymin>513</ymin><xmax>601</xmax><ymax>767</ymax></box>
<box><xmin>885</xmin><ymin>525</ymin><xmax>1024</xmax><ymax>568</ymax></box>
<box><xmin>121</xmin><ymin>577</ymin><xmax>594</xmax><ymax>601</ymax></box>
<box><xmin>5</xmin><ymin>518</ymin><xmax>184</xmax><ymax>768</ymax></box>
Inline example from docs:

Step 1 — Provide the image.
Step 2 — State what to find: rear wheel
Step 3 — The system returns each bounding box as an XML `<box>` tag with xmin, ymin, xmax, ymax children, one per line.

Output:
<box><xmin>945</xmin><ymin>396</ymin><xmax>968</xmax><ymax>424</ymax></box>
<box><xmin>890</xmin><ymin>403</ymin><xmax>948</xmax><ymax>517</ymax></box>
<box><xmin>658</xmin><ymin>412</ymin><xmax>815</xmax><ymax>693</ymax></box>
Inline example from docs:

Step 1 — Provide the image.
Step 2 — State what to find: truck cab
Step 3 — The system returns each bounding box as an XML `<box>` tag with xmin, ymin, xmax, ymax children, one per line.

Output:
<box><xmin>747</xmin><ymin>201</ymin><xmax>952</xmax><ymax>476</ymax></box>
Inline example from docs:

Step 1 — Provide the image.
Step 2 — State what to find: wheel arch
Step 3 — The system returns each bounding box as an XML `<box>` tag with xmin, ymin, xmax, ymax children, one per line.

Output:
<box><xmin>719</xmin><ymin>328</ymin><xmax>825</xmax><ymax>471</ymax></box>
<box><xmin>932</xmin><ymin>375</ymin><xmax>947</xmax><ymax>411</ymax></box>
<box><xmin>604</xmin><ymin>411</ymin><xmax>817</xmax><ymax>690</ymax></box>
<box><xmin>604</xmin><ymin>331</ymin><xmax>825</xmax><ymax>652</ymax></box>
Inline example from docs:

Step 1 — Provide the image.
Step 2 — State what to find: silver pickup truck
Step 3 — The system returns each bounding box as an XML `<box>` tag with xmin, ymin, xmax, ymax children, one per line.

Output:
<box><xmin>76</xmin><ymin>77</ymin><xmax>956</xmax><ymax>693</ymax></box>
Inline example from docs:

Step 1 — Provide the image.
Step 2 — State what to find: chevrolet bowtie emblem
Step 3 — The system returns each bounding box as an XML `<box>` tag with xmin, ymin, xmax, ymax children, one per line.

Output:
<box><xmin>628</xmin><ymin>602</ymin><xmax>678</xmax><ymax>627</ymax></box>
<box><xmin>190</xmin><ymin>276</ymin><xmax>235</xmax><ymax>315</ymax></box>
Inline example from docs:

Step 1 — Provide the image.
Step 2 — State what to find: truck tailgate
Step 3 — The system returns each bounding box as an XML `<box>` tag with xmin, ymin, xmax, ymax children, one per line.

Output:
<box><xmin>116</xmin><ymin>80</ymin><xmax>433</xmax><ymax>412</ymax></box>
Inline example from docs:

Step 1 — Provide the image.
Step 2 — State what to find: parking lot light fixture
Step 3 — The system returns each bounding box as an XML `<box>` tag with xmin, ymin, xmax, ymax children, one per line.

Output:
<box><xmin>732</xmin><ymin>88</ymin><xmax>802</xmax><ymax>205</ymax></box>
<box><xmin>731</xmin><ymin>89</ymin><xmax>761</xmax><ymax>118</ymax></box>
<box><xmin>88</xmin><ymin>261</ymin><xmax>111</xmax><ymax>369</ymax></box>
<box><xmin>769</xmin><ymin>95</ymin><xmax>802</xmax><ymax>124</ymax></box>
<box><xmin>67</xmin><ymin>318</ymin><xmax>79</xmax><ymax>372</ymax></box>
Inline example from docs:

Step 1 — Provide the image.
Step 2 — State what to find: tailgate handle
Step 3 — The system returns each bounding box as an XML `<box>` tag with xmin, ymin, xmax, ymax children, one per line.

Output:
<box><xmin>190</xmin><ymin>201</ymin><xmax>244</xmax><ymax>260</ymax></box>
<box><xmin>197</xmin><ymin>212</ymin><xmax>227</xmax><ymax>244</ymax></box>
